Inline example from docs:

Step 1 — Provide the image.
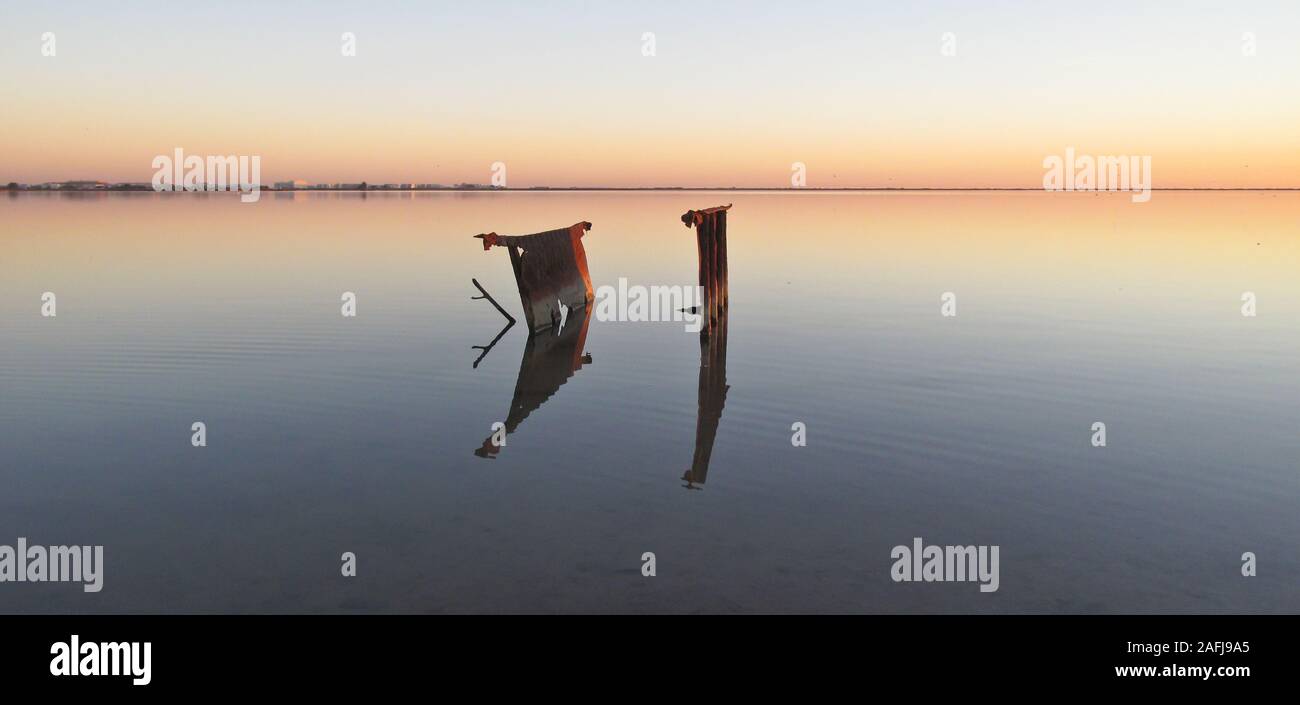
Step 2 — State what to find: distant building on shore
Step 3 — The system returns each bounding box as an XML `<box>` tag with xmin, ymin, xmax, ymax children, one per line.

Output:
<box><xmin>27</xmin><ymin>180</ymin><xmax>109</xmax><ymax>190</ymax></box>
<box><xmin>2</xmin><ymin>180</ymin><xmax>521</xmax><ymax>192</ymax></box>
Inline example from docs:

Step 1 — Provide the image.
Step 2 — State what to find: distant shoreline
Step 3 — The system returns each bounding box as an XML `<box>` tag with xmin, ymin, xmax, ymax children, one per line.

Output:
<box><xmin>6</xmin><ymin>186</ymin><xmax>1300</xmax><ymax>193</ymax></box>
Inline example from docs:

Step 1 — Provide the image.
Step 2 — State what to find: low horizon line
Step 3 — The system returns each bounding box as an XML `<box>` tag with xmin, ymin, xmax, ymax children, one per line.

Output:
<box><xmin>7</xmin><ymin>184</ymin><xmax>1300</xmax><ymax>192</ymax></box>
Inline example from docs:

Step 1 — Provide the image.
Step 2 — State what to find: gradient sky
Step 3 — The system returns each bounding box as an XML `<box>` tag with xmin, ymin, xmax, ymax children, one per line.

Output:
<box><xmin>2</xmin><ymin>0</ymin><xmax>1298</xmax><ymax>187</ymax></box>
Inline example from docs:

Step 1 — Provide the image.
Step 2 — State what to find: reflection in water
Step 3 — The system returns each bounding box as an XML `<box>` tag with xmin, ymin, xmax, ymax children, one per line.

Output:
<box><xmin>3</xmin><ymin>192</ymin><xmax>1299</xmax><ymax>613</ymax></box>
<box><xmin>475</xmin><ymin>306</ymin><xmax>593</xmax><ymax>458</ymax></box>
<box><xmin>683</xmin><ymin>305</ymin><xmax>729</xmax><ymax>489</ymax></box>
<box><xmin>471</xmin><ymin>319</ymin><xmax>514</xmax><ymax>369</ymax></box>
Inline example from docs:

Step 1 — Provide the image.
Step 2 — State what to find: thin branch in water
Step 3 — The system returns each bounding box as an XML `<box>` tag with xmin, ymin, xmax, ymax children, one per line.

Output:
<box><xmin>471</xmin><ymin>278</ymin><xmax>516</xmax><ymax>325</ymax></box>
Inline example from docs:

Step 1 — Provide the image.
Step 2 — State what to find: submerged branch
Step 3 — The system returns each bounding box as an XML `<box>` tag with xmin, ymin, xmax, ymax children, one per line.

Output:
<box><xmin>471</xmin><ymin>277</ymin><xmax>517</xmax><ymax>325</ymax></box>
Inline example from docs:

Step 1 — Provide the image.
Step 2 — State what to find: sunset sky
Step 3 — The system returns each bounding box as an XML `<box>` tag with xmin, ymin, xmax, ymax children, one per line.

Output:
<box><xmin>2</xmin><ymin>0</ymin><xmax>1298</xmax><ymax>187</ymax></box>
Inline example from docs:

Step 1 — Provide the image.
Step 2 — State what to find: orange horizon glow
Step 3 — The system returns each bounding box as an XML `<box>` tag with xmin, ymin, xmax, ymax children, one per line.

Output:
<box><xmin>3</xmin><ymin>2</ymin><xmax>1299</xmax><ymax>188</ymax></box>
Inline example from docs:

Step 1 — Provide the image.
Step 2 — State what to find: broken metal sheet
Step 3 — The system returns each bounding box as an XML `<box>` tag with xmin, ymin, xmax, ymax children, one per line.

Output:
<box><xmin>475</xmin><ymin>221</ymin><xmax>594</xmax><ymax>334</ymax></box>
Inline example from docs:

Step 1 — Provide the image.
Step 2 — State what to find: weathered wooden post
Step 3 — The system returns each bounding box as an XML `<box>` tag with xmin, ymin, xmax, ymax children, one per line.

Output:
<box><xmin>474</xmin><ymin>221</ymin><xmax>594</xmax><ymax>334</ymax></box>
<box><xmin>681</xmin><ymin>204</ymin><xmax>731</xmax><ymax>335</ymax></box>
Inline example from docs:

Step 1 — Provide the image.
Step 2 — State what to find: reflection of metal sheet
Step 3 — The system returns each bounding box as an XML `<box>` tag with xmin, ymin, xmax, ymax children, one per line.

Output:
<box><xmin>475</xmin><ymin>222</ymin><xmax>593</xmax><ymax>334</ymax></box>
<box><xmin>475</xmin><ymin>306</ymin><xmax>593</xmax><ymax>458</ymax></box>
<box><xmin>683</xmin><ymin>310</ymin><xmax>729</xmax><ymax>489</ymax></box>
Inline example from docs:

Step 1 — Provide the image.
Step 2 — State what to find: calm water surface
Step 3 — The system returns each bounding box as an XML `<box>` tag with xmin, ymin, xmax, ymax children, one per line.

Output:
<box><xmin>2</xmin><ymin>190</ymin><xmax>1297</xmax><ymax>613</ymax></box>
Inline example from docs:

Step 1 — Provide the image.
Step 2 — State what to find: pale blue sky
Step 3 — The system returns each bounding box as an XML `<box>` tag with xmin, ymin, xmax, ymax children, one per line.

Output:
<box><xmin>2</xmin><ymin>1</ymin><xmax>1297</xmax><ymax>185</ymax></box>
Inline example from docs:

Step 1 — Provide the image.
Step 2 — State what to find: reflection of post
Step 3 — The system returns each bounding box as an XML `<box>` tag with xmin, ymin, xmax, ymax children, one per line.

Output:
<box><xmin>681</xmin><ymin>205</ymin><xmax>731</xmax><ymax>336</ymax></box>
<box><xmin>683</xmin><ymin>310</ymin><xmax>729</xmax><ymax>489</ymax></box>
<box><xmin>475</xmin><ymin>306</ymin><xmax>593</xmax><ymax>458</ymax></box>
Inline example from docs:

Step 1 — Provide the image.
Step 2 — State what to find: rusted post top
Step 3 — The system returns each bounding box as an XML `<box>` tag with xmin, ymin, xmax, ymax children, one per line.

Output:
<box><xmin>474</xmin><ymin>221</ymin><xmax>592</xmax><ymax>251</ymax></box>
<box><xmin>681</xmin><ymin>204</ymin><xmax>732</xmax><ymax>228</ymax></box>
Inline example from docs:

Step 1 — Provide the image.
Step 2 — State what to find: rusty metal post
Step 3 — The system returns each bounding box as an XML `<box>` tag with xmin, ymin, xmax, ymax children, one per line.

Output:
<box><xmin>716</xmin><ymin>209</ymin><xmax>728</xmax><ymax>308</ymax></box>
<box><xmin>701</xmin><ymin>212</ymin><xmax>715</xmax><ymax>330</ymax></box>
<box><xmin>681</xmin><ymin>204</ymin><xmax>731</xmax><ymax>336</ymax></box>
<box><xmin>694</xmin><ymin>215</ymin><xmax>708</xmax><ymax>331</ymax></box>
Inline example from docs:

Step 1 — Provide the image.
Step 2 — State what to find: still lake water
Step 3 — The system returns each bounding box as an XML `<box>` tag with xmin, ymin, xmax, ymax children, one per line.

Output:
<box><xmin>2</xmin><ymin>190</ymin><xmax>1297</xmax><ymax>613</ymax></box>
